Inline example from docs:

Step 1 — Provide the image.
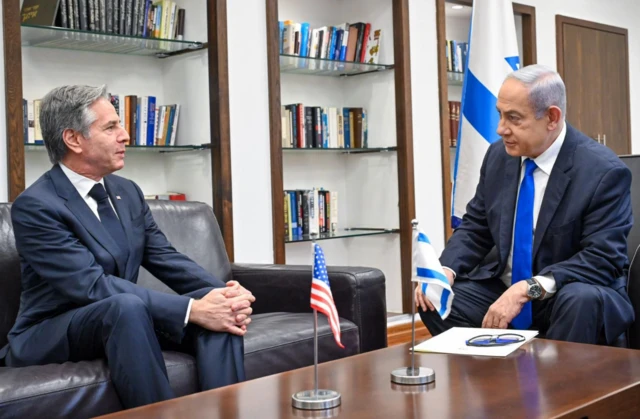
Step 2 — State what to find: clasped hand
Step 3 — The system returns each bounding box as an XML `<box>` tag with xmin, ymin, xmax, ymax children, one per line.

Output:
<box><xmin>189</xmin><ymin>281</ymin><xmax>256</xmax><ymax>336</ymax></box>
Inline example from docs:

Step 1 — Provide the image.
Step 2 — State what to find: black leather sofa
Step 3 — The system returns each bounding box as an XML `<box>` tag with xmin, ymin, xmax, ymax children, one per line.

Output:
<box><xmin>0</xmin><ymin>201</ymin><xmax>387</xmax><ymax>418</ymax></box>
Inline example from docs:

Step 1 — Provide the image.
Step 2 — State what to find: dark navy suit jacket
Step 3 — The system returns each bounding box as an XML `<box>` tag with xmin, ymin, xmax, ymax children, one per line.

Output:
<box><xmin>1</xmin><ymin>164</ymin><xmax>224</xmax><ymax>365</ymax></box>
<box><xmin>441</xmin><ymin>124</ymin><xmax>634</xmax><ymax>339</ymax></box>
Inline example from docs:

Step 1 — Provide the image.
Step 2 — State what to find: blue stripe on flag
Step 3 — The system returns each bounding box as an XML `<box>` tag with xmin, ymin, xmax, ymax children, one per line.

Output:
<box><xmin>417</xmin><ymin>267</ymin><xmax>449</xmax><ymax>285</ymax></box>
<box><xmin>452</xmin><ymin>216</ymin><xmax>462</xmax><ymax>229</ymax></box>
<box><xmin>421</xmin><ymin>282</ymin><xmax>427</xmax><ymax>294</ymax></box>
<box><xmin>462</xmin><ymin>71</ymin><xmax>501</xmax><ymax>144</ymax></box>
<box><xmin>417</xmin><ymin>232</ymin><xmax>430</xmax><ymax>244</ymax></box>
<box><xmin>438</xmin><ymin>288</ymin><xmax>451</xmax><ymax>317</ymax></box>
<box><xmin>505</xmin><ymin>56</ymin><xmax>520</xmax><ymax>71</ymax></box>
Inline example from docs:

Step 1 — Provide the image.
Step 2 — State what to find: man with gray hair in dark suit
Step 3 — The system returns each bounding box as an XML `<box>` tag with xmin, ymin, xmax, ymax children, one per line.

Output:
<box><xmin>0</xmin><ymin>85</ymin><xmax>255</xmax><ymax>409</ymax></box>
<box><xmin>417</xmin><ymin>64</ymin><xmax>634</xmax><ymax>345</ymax></box>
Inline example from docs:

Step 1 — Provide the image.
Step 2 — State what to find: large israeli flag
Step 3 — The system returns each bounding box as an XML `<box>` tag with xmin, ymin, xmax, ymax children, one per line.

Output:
<box><xmin>452</xmin><ymin>0</ymin><xmax>520</xmax><ymax>228</ymax></box>
<box><xmin>412</xmin><ymin>229</ymin><xmax>454</xmax><ymax>320</ymax></box>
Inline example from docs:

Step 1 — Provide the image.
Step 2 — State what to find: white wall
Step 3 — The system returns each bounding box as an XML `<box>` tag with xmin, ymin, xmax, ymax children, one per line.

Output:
<box><xmin>227</xmin><ymin>0</ymin><xmax>274</xmax><ymax>264</ymax></box>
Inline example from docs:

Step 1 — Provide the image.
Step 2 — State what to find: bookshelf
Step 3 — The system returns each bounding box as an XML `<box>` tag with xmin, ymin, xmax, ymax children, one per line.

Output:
<box><xmin>20</xmin><ymin>23</ymin><xmax>206</xmax><ymax>56</ymax></box>
<box><xmin>24</xmin><ymin>143</ymin><xmax>210</xmax><ymax>152</ymax></box>
<box><xmin>279</xmin><ymin>53</ymin><xmax>394</xmax><ymax>76</ymax></box>
<box><xmin>3</xmin><ymin>0</ymin><xmax>236</xmax><ymax>259</ymax></box>
<box><xmin>436</xmin><ymin>0</ymin><xmax>537</xmax><ymax>239</ymax></box>
<box><xmin>266</xmin><ymin>0</ymin><xmax>416</xmax><ymax>314</ymax></box>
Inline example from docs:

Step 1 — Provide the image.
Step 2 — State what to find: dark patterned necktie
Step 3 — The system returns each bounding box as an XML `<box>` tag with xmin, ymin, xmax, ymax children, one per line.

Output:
<box><xmin>88</xmin><ymin>183</ymin><xmax>129</xmax><ymax>256</ymax></box>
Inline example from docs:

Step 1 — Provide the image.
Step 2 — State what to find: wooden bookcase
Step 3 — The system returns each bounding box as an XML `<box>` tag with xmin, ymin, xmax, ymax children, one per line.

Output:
<box><xmin>2</xmin><ymin>0</ymin><xmax>235</xmax><ymax>259</ymax></box>
<box><xmin>436</xmin><ymin>0</ymin><xmax>537</xmax><ymax>239</ymax></box>
<box><xmin>265</xmin><ymin>0</ymin><xmax>416</xmax><ymax>313</ymax></box>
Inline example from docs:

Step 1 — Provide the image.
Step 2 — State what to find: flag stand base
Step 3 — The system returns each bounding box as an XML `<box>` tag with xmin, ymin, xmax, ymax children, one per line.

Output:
<box><xmin>390</xmin><ymin>367</ymin><xmax>435</xmax><ymax>385</ymax></box>
<box><xmin>292</xmin><ymin>389</ymin><xmax>341</xmax><ymax>410</ymax></box>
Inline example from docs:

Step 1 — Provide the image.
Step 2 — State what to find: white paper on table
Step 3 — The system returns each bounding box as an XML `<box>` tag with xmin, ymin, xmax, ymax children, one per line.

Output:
<box><xmin>412</xmin><ymin>327</ymin><xmax>539</xmax><ymax>357</ymax></box>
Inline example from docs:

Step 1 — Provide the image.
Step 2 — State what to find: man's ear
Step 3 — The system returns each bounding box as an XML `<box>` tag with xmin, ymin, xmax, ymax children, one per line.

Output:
<box><xmin>547</xmin><ymin>106</ymin><xmax>562</xmax><ymax>130</ymax></box>
<box><xmin>62</xmin><ymin>128</ymin><xmax>83</xmax><ymax>154</ymax></box>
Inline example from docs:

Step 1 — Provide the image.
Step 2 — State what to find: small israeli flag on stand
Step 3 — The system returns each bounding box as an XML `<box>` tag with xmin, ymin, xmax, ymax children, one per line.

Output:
<box><xmin>452</xmin><ymin>0</ymin><xmax>520</xmax><ymax>227</ymax></box>
<box><xmin>412</xmin><ymin>230</ymin><xmax>454</xmax><ymax>320</ymax></box>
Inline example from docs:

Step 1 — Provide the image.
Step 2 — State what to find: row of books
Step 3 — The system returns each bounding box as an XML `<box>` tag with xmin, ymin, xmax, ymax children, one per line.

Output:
<box><xmin>20</xmin><ymin>95</ymin><xmax>181</xmax><ymax>146</ymax></box>
<box><xmin>281</xmin><ymin>105</ymin><xmax>368</xmax><ymax>149</ymax></box>
<box><xmin>23</xmin><ymin>0</ymin><xmax>186</xmax><ymax>40</ymax></box>
<box><xmin>279</xmin><ymin>21</ymin><xmax>382</xmax><ymax>65</ymax></box>
<box><xmin>144</xmin><ymin>192</ymin><xmax>186</xmax><ymax>200</ymax></box>
<box><xmin>446</xmin><ymin>40</ymin><xmax>469</xmax><ymax>74</ymax></box>
<box><xmin>285</xmin><ymin>189</ymin><xmax>338</xmax><ymax>240</ymax></box>
<box><xmin>108</xmin><ymin>94</ymin><xmax>181</xmax><ymax>146</ymax></box>
<box><xmin>448</xmin><ymin>101</ymin><xmax>460</xmax><ymax>147</ymax></box>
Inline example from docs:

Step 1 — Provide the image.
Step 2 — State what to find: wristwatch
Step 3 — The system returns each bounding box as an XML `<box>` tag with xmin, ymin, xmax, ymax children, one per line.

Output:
<box><xmin>526</xmin><ymin>278</ymin><xmax>543</xmax><ymax>300</ymax></box>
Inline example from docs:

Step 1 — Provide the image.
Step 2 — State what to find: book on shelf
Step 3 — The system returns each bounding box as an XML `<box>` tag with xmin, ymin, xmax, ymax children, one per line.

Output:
<box><xmin>448</xmin><ymin>101</ymin><xmax>460</xmax><ymax>147</ymax></box>
<box><xmin>22</xmin><ymin>0</ymin><xmax>187</xmax><ymax>40</ymax></box>
<box><xmin>446</xmin><ymin>39</ymin><xmax>468</xmax><ymax>74</ymax></box>
<box><xmin>108</xmin><ymin>93</ymin><xmax>181</xmax><ymax>146</ymax></box>
<box><xmin>281</xmin><ymin>104</ymin><xmax>367</xmax><ymax>149</ymax></box>
<box><xmin>284</xmin><ymin>188</ymin><xmax>338</xmax><ymax>241</ymax></box>
<box><xmin>21</xmin><ymin>0</ymin><xmax>61</xmax><ymax>26</ymax></box>
<box><xmin>21</xmin><ymin>99</ymin><xmax>43</xmax><ymax>144</ymax></box>
<box><xmin>279</xmin><ymin>20</ymin><xmax>382</xmax><ymax>64</ymax></box>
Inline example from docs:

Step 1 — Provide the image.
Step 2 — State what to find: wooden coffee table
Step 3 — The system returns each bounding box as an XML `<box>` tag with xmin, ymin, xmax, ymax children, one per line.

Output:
<box><xmin>97</xmin><ymin>339</ymin><xmax>640</xmax><ymax>418</ymax></box>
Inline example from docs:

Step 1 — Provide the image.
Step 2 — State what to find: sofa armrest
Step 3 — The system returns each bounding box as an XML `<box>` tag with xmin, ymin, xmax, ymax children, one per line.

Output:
<box><xmin>231</xmin><ymin>263</ymin><xmax>387</xmax><ymax>352</ymax></box>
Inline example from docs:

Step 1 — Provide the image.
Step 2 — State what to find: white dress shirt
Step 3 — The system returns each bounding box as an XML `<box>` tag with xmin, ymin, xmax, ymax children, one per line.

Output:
<box><xmin>500</xmin><ymin>122</ymin><xmax>567</xmax><ymax>298</ymax></box>
<box><xmin>59</xmin><ymin>163</ymin><xmax>193</xmax><ymax>326</ymax></box>
<box><xmin>59</xmin><ymin>163</ymin><xmax>116</xmax><ymax>220</ymax></box>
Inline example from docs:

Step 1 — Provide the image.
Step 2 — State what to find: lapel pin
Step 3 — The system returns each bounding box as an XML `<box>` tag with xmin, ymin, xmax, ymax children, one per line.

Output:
<box><xmin>116</xmin><ymin>196</ymin><xmax>121</xmax><ymax>200</ymax></box>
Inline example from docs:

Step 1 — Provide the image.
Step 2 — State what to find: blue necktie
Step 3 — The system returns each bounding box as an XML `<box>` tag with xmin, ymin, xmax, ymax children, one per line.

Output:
<box><xmin>511</xmin><ymin>159</ymin><xmax>537</xmax><ymax>330</ymax></box>
<box><xmin>89</xmin><ymin>184</ymin><xmax>129</xmax><ymax>258</ymax></box>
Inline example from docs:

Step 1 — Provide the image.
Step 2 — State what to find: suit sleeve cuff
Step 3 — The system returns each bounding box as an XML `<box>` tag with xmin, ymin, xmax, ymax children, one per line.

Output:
<box><xmin>442</xmin><ymin>266</ymin><xmax>456</xmax><ymax>280</ymax></box>
<box><xmin>184</xmin><ymin>298</ymin><xmax>194</xmax><ymax>327</ymax></box>
<box><xmin>534</xmin><ymin>274</ymin><xmax>556</xmax><ymax>300</ymax></box>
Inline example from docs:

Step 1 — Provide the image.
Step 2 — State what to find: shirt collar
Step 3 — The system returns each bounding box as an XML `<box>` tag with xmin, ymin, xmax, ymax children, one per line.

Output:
<box><xmin>59</xmin><ymin>163</ymin><xmax>105</xmax><ymax>199</ymax></box>
<box><xmin>521</xmin><ymin>121</ymin><xmax>567</xmax><ymax>176</ymax></box>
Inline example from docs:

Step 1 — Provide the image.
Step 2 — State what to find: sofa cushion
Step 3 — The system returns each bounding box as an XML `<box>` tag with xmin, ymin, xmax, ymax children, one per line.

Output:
<box><xmin>244</xmin><ymin>312</ymin><xmax>360</xmax><ymax>380</ymax></box>
<box><xmin>0</xmin><ymin>351</ymin><xmax>197</xmax><ymax>419</ymax></box>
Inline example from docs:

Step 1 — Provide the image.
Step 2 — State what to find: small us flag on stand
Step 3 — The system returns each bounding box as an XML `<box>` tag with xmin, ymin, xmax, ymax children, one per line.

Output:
<box><xmin>292</xmin><ymin>241</ymin><xmax>343</xmax><ymax>410</ymax></box>
<box><xmin>311</xmin><ymin>243</ymin><xmax>344</xmax><ymax>348</ymax></box>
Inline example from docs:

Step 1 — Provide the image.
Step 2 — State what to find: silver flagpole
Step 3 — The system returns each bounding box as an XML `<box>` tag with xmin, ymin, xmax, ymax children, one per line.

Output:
<box><xmin>314</xmin><ymin>306</ymin><xmax>318</xmax><ymax>396</ymax></box>
<box><xmin>292</xmin><ymin>232</ymin><xmax>341</xmax><ymax>410</ymax></box>
<box><xmin>390</xmin><ymin>219</ymin><xmax>436</xmax><ymax>385</ymax></box>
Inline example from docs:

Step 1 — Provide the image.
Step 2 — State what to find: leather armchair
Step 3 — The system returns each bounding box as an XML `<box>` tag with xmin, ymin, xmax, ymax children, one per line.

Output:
<box><xmin>626</xmin><ymin>246</ymin><xmax>640</xmax><ymax>349</ymax></box>
<box><xmin>0</xmin><ymin>201</ymin><xmax>387</xmax><ymax>418</ymax></box>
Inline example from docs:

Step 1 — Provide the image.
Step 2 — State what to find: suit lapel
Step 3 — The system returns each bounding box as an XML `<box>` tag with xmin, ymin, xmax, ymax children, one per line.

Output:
<box><xmin>532</xmin><ymin>125</ymin><xmax>577</xmax><ymax>260</ymax></box>
<box><xmin>499</xmin><ymin>156</ymin><xmax>521</xmax><ymax>269</ymax></box>
<box><xmin>104</xmin><ymin>177</ymin><xmax>134</xmax><ymax>274</ymax></box>
<box><xmin>50</xmin><ymin>165</ymin><xmax>127</xmax><ymax>276</ymax></box>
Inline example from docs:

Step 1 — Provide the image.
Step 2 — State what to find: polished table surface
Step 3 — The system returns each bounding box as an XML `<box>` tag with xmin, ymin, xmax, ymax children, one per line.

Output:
<box><xmin>97</xmin><ymin>339</ymin><xmax>640</xmax><ymax>419</ymax></box>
